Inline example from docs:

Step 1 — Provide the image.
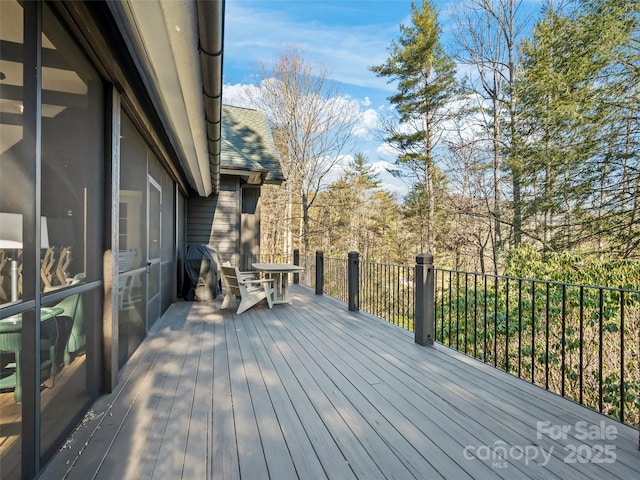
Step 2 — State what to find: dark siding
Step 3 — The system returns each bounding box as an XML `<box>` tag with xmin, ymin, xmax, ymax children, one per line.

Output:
<box><xmin>241</xmin><ymin>186</ymin><xmax>261</xmax><ymax>265</ymax></box>
<box><xmin>186</xmin><ymin>176</ymin><xmax>240</xmax><ymax>264</ymax></box>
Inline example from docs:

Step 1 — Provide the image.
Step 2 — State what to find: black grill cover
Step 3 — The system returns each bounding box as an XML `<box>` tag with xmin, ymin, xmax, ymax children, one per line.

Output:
<box><xmin>183</xmin><ymin>244</ymin><xmax>221</xmax><ymax>301</ymax></box>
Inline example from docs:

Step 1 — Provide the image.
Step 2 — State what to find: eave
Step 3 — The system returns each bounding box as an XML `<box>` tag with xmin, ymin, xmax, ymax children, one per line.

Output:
<box><xmin>110</xmin><ymin>0</ymin><xmax>224</xmax><ymax>196</ymax></box>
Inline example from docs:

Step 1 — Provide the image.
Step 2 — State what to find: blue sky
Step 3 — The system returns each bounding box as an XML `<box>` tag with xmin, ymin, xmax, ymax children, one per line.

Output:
<box><xmin>223</xmin><ymin>1</ymin><xmax>418</xmax><ymax>104</ymax></box>
<box><xmin>222</xmin><ymin>0</ymin><xmax>543</xmax><ymax>196</ymax></box>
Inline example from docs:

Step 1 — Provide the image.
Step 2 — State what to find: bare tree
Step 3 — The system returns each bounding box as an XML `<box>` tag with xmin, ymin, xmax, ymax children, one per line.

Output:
<box><xmin>245</xmin><ymin>47</ymin><xmax>358</xmax><ymax>256</ymax></box>
<box><xmin>453</xmin><ymin>0</ymin><xmax>529</xmax><ymax>272</ymax></box>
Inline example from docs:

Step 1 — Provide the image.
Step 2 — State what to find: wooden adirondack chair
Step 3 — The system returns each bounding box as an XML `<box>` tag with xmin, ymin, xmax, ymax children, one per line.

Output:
<box><xmin>221</xmin><ymin>264</ymin><xmax>273</xmax><ymax>314</ymax></box>
<box><xmin>55</xmin><ymin>247</ymin><xmax>72</xmax><ymax>286</ymax></box>
<box><xmin>0</xmin><ymin>250</ymin><xmax>8</xmax><ymax>301</ymax></box>
<box><xmin>40</xmin><ymin>246</ymin><xmax>56</xmax><ymax>290</ymax></box>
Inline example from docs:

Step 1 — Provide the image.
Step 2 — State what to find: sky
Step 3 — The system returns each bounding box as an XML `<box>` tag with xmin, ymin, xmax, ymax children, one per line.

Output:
<box><xmin>222</xmin><ymin>0</ymin><xmax>543</xmax><ymax>197</ymax></box>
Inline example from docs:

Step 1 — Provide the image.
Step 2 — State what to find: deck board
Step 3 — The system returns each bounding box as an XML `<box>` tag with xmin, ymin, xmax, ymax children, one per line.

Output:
<box><xmin>181</xmin><ymin>308</ymin><xmax>214</xmax><ymax>480</ymax></box>
<box><xmin>267</xmin><ymin>307</ymin><xmax>407</xmax><ymax>480</ymax></box>
<box><xmin>243</xmin><ymin>309</ymin><xmax>334</xmax><ymax>480</ymax></box>
<box><xmin>301</xmin><ymin>296</ymin><xmax>540</xmax><ymax>480</ymax></box>
<box><xmin>277</xmin><ymin>307</ymin><xmax>468</xmax><ymax>479</ymax></box>
<box><xmin>286</xmin><ymin>303</ymin><xmax>503</xmax><ymax>480</ymax></box>
<box><xmin>233</xmin><ymin>312</ymin><xmax>300</xmax><ymax>479</ymax></box>
<box><xmin>62</xmin><ymin>323</ymin><xmax>168</xmax><ymax>480</ymax></box>
<box><xmin>150</xmin><ymin>311</ymin><xmax>206</xmax><ymax>479</ymax></box>
<box><xmin>301</xmin><ymin>295</ymin><xmax>631</xmax><ymax>480</ymax></box>
<box><xmin>300</xmin><ymin>300</ymin><xmax>564</xmax><ymax>480</ymax></box>
<box><xmin>250</xmin><ymin>309</ymin><xmax>358</xmax><ymax>480</ymax></box>
<box><xmin>41</xmin><ymin>286</ymin><xmax>640</xmax><ymax>480</ymax></box>
<box><xmin>225</xmin><ymin>314</ymin><xmax>271</xmax><ymax>480</ymax></box>
<box><xmin>211</xmin><ymin>309</ymin><xmax>240</xmax><ymax>480</ymax></box>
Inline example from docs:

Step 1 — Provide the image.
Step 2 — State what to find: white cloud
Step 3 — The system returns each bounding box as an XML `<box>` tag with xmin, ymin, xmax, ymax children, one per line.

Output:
<box><xmin>352</xmin><ymin>108</ymin><xmax>380</xmax><ymax>139</ymax></box>
<box><xmin>223</xmin><ymin>78</ymin><xmax>408</xmax><ymax>195</ymax></box>
<box><xmin>361</xmin><ymin>109</ymin><xmax>379</xmax><ymax>129</ymax></box>
<box><xmin>222</xmin><ymin>83</ymin><xmax>259</xmax><ymax>109</ymax></box>
<box><xmin>370</xmin><ymin>159</ymin><xmax>395</xmax><ymax>175</ymax></box>
<box><xmin>224</xmin><ymin>3</ymin><xmax>399</xmax><ymax>92</ymax></box>
<box><xmin>225</xmin><ymin>79</ymin><xmax>381</xmax><ymax>143</ymax></box>
<box><xmin>376</xmin><ymin>142</ymin><xmax>399</xmax><ymax>159</ymax></box>
<box><xmin>382</xmin><ymin>181</ymin><xmax>408</xmax><ymax>198</ymax></box>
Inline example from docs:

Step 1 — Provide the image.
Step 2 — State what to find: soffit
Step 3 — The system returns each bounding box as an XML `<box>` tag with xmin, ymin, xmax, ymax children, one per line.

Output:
<box><xmin>114</xmin><ymin>0</ymin><xmax>215</xmax><ymax>196</ymax></box>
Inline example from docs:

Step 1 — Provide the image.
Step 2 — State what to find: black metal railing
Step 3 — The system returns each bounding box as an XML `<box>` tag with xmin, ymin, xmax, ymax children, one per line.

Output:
<box><xmin>434</xmin><ymin>268</ymin><xmax>640</xmax><ymax>429</ymax></box>
<box><xmin>322</xmin><ymin>256</ymin><xmax>349</xmax><ymax>302</ymax></box>
<box><xmin>282</xmin><ymin>250</ymin><xmax>639</xmax><ymax>430</ymax></box>
<box><xmin>309</xmin><ymin>253</ymin><xmax>415</xmax><ymax>330</ymax></box>
<box><xmin>360</xmin><ymin>259</ymin><xmax>415</xmax><ymax>331</ymax></box>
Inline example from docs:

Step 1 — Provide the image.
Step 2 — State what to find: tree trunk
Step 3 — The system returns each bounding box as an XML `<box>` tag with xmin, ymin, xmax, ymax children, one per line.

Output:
<box><xmin>492</xmin><ymin>95</ymin><xmax>502</xmax><ymax>274</ymax></box>
<box><xmin>302</xmin><ymin>191</ymin><xmax>310</xmax><ymax>255</ymax></box>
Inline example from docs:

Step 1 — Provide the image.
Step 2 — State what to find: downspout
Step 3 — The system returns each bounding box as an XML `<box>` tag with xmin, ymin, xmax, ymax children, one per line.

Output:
<box><xmin>196</xmin><ymin>0</ymin><xmax>224</xmax><ymax>195</ymax></box>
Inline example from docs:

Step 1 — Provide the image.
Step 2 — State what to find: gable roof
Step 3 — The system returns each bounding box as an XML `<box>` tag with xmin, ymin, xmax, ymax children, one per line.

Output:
<box><xmin>220</xmin><ymin>105</ymin><xmax>285</xmax><ymax>185</ymax></box>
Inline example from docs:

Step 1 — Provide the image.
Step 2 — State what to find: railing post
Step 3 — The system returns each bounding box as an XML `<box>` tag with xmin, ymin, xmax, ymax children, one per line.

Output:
<box><xmin>293</xmin><ymin>248</ymin><xmax>300</xmax><ymax>284</ymax></box>
<box><xmin>348</xmin><ymin>251</ymin><xmax>359</xmax><ymax>312</ymax></box>
<box><xmin>415</xmin><ymin>253</ymin><xmax>434</xmax><ymax>346</ymax></box>
<box><xmin>315</xmin><ymin>250</ymin><xmax>324</xmax><ymax>295</ymax></box>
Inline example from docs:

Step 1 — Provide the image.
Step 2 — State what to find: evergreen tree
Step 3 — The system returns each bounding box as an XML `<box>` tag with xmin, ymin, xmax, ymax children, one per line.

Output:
<box><xmin>517</xmin><ymin>0</ymin><xmax>640</xmax><ymax>257</ymax></box>
<box><xmin>371</xmin><ymin>0</ymin><xmax>458</xmax><ymax>254</ymax></box>
<box><xmin>312</xmin><ymin>153</ymin><xmax>401</xmax><ymax>260</ymax></box>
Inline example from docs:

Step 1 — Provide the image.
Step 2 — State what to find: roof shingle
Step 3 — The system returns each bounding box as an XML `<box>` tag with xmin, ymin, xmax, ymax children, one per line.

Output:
<box><xmin>221</xmin><ymin>105</ymin><xmax>285</xmax><ymax>183</ymax></box>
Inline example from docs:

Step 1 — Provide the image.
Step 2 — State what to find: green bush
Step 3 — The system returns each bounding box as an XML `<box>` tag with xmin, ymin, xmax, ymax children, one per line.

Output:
<box><xmin>435</xmin><ymin>246</ymin><xmax>640</xmax><ymax>428</ymax></box>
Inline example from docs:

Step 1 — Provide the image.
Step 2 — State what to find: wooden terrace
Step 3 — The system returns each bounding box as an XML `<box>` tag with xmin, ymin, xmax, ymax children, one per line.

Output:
<box><xmin>41</xmin><ymin>285</ymin><xmax>640</xmax><ymax>479</ymax></box>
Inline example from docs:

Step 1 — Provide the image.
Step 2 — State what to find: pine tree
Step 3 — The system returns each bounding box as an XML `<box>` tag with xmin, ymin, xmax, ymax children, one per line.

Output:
<box><xmin>370</xmin><ymin>0</ymin><xmax>458</xmax><ymax>254</ymax></box>
<box><xmin>517</xmin><ymin>0</ymin><xmax>640</xmax><ymax>257</ymax></box>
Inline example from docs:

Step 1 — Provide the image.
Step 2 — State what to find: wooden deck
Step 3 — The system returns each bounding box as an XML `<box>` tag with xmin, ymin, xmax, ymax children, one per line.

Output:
<box><xmin>41</xmin><ymin>285</ymin><xmax>639</xmax><ymax>479</ymax></box>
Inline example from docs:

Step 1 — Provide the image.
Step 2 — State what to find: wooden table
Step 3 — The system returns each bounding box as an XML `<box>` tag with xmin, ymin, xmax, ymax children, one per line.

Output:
<box><xmin>252</xmin><ymin>263</ymin><xmax>304</xmax><ymax>304</ymax></box>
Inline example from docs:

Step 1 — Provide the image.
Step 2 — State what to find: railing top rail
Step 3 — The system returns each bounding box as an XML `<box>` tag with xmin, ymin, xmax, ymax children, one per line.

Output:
<box><xmin>435</xmin><ymin>267</ymin><xmax>640</xmax><ymax>295</ymax></box>
<box><xmin>324</xmin><ymin>256</ymin><xmax>412</xmax><ymax>269</ymax></box>
<box><xmin>360</xmin><ymin>260</ymin><xmax>415</xmax><ymax>269</ymax></box>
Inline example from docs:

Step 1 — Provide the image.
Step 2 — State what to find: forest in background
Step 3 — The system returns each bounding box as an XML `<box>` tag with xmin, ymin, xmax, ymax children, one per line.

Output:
<box><xmin>240</xmin><ymin>0</ymin><xmax>639</xmax><ymax>284</ymax></box>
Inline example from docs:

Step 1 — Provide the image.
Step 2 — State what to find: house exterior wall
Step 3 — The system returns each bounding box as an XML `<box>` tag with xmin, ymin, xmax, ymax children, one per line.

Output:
<box><xmin>0</xmin><ymin>2</ymin><xmax>214</xmax><ymax>478</ymax></box>
<box><xmin>186</xmin><ymin>176</ymin><xmax>239</xmax><ymax>263</ymax></box>
<box><xmin>186</xmin><ymin>177</ymin><xmax>262</xmax><ymax>269</ymax></box>
<box><xmin>241</xmin><ymin>186</ymin><xmax>262</xmax><ymax>268</ymax></box>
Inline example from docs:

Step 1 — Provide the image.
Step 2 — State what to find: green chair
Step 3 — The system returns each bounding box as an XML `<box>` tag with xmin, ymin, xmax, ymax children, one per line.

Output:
<box><xmin>57</xmin><ymin>273</ymin><xmax>86</xmax><ymax>365</ymax></box>
<box><xmin>0</xmin><ymin>313</ymin><xmax>57</xmax><ymax>403</ymax></box>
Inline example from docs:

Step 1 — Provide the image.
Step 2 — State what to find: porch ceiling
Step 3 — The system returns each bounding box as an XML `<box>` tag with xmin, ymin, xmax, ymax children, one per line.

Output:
<box><xmin>114</xmin><ymin>0</ymin><xmax>224</xmax><ymax>196</ymax></box>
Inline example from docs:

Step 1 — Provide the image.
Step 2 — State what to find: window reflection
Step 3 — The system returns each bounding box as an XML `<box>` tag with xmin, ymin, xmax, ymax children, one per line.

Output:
<box><xmin>0</xmin><ymin>1</ymin><xmax>25</xmax><ymax>477</ymax></box>
<box><xmin>118</xmin><ymin>271</ymin><xmax>145</xmax><ymax>369</ymax></box>
<box><xmin>40</xmin><ymin>0</ymin><xmax>103</xmax><ymax>295</ymax></box>
<box><xmin>0</xmin><ymin>1</ymin><xmax>103</xmax><ymax>308</ymax></box>
<box><xmin>1</xmin><ymin>2</ymin><xmax>102</xmax><ymax>473</ymax></box>
<box><xmin>118</xmin><ymin>114</ymin><xmax>148</xmax><ymax>363</ymax></box>
<box><xmin>37</xmin><ymin>2</ymin><xmax>102</xmax><ymax>463</ymax></box>
<box><xmin>40</xmin><ymin>288</ymin><xmax>93</xmax><ymax>461</ymax></box>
